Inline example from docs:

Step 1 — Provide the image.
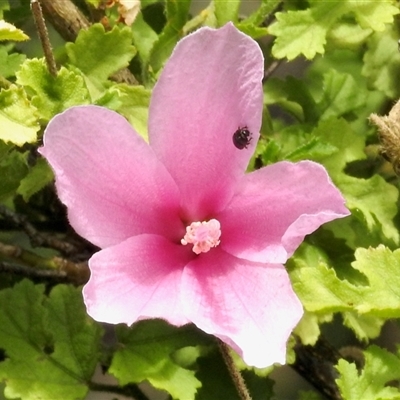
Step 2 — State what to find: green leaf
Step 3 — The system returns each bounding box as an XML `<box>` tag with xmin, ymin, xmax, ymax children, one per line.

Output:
<box><xmin>0</xmin><ymin>45</ymin><xmax>25</xmax><ymax>78</ymax></box>
<box><xmin>45</xmin><ymin>285</ymin><xmax>103</xmax><ymax>380</ymax></box>
<box><xmin>336</xmin><ymin>175</ymin><xmax>399</xmax><ymax>245</ymax></box>
<box><xmin>0</xmin><ymin>280</ymin><xmax>103</xmax><ymax>400</ymax></box>
<box><xmin>311</xmin><ymin>118</ymin><xmax>366</xmax><ymax>174</ymax></box>
<box><xmin>131</xmin><ymin>12</ymin><xmax>158</xmax><ymax>65</ymax></box>
<box><xmin>235</xmin><ymin>23</ymin><xmax>268</xmax><ymax>40</ymax></box>
<box><xmin>0</xmin><ymin>149</ymin><xmax>28</xmax><ymax>200</ymax></box>
<box><xmin>16</xmin><ymin>58</ymin><xmax>91</xmax><ymax>122</ymax></box>
<box><xmin>327</xmin><ymin>23</ymin><xmax>372</xmax><ymax>51</ymax></box>
<box><xmin>65</xmin><ymin>23</ymin><xmax>136</xmax><ymax>86</ymax></box>
<box><xmin>110</xmin><ymin>320</ymin><xmax>212</xmax><ymax>400</ymax></box>
<box><xmin>298</xmin><ymin>391</ymin><xmax>324</xmax><ymax>400</ymax></box>
<box><xmin>268</xmin><ymin>3</ymin><xmax>340</xmax><ymax>60</ymax></box>
<box><xmin>242</xmin><ymin>0</ymin><xmax>281</xmax><ymax>27</ymax></box>
<box><xmin>294</xmin><ymin>312</ymin><xmax>333</xmax><ymax>346</ymax></box>
<box><xmin>0</xmin><ymin>2</ymin><xmax>9</xmax><ymax>19</ymax></box>
<box><xmin>289</xmin><ymin>244</ymin><xmax>400</xmax><ymax>319</ymax></box>
<box><xmin>318</xmin><ymin>70</ymin><xmax>366</xmax><ymax>120</ymax></box>
<box><xmin>214</xmin><ymin>0</ymin><xmax>240</xmax><ymax>25</ymax></box>
<box><xmin>342</xmin><ymin>312</ymin><xmax>385</xmax><ymax>341</ymax></box>
<box><xmin>269</xmin><ymin>1</ymin><xmax>399</xmax><ymax>60</ymax></box>
<box><xmin>99</xmin><ymin>84</ymin><xmax>150</xmax><ymax>139</ymax></box>
<box><xmin>308</xmin><ymin>118</ymin><xmax>399</xmax><ymax>245</ymax></box>
<box><xmin>336</xmin><ymin>346</ymin><xmax>400</xmax><ymax>400</ymax></box>
<box><xmin>362</xmin><ymin>29</ymin><xmax>400</xmax><ymax>99</ymax></box>
<box><xmin>0</xmin><ymin>86</ymin><xmax>40</xmax><ymax>145</ymax></box>
<box><xmin>347</xmin><ymin>1</ymin><xmax>400</xmax><ymax>32</ymax></box>
<box><xmin>264</xmin><ymin>76</ymin><xmax>319</xmax><ymax>123</ymax></box>
<box><xmin>149</xmin><ymin>0</ymin><xmax>191</xmax><ymax>73</ymax></box>
<box><xmin>17</xmin><ymin>157</ymin><xmax>54</xmax><ymax>201</ymax></box>
<box><xmin>284</xmin><ymin>136</ymin><xmax>337</xmax><ymax>162</ymax></box>
<box><xmin>0</xmin><ymin>20</ymin><xmax>29</xmax><ymax>41</ymax></box>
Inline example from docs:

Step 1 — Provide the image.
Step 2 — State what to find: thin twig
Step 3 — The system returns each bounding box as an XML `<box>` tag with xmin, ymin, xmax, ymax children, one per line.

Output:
<box><xmin>0</xmin><ymin>261</ymin><xmax>68</xmax><ymax>281</ymax></box>
<box><xmin>0</xmin><ymin>204</ymin><xmax>78</xmax><ymax>256</ymax></box>
<box><xmin>31</xmin><ymin>0</ymin><xmax>58</xmax><ymax>77</ymax></box>
<box><xmin>217</xmin><ymin>340</ymin><xmax>253</xmax><ymax>400</ymax></box>
<box><xmin>0</xmin><ymin>241</ymin><xmax>90</xmax><ymax>285</ymax></box>
<box><xmin>263</xmin><ymin>59</ymin><xmax>284</xmax><ymax>82</ymax></box>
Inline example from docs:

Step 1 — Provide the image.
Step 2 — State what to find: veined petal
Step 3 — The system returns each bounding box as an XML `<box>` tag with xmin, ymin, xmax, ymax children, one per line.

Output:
<box><xmin>83</xmin><ymin>234</ymin><xmax>194</xmax><ymax>326</ymax></box>
<box><xmin>181</xmin><ymin>249</ymin><xmax>303</xmax><ymax>368</ymax></box>
<box><xmin>149</xmin><ymin>23</ymin><xmax>264</xmax><ymax>219</ymax></box>
<box><xmin>40</xmin><ymin>105</ymin><xmax>183</xmax><ymax>248</ymax></box>
<box><xmin>218</xmin><ymin>161</ymin><xmax>349</xmax><ymax>263</ymax></box>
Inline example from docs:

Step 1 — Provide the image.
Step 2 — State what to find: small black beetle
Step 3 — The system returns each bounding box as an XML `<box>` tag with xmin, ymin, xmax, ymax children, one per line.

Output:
<box><xmin>232</xmin><ymin>126</ymin><xmax>252</xmax><ymax>149</ymax></box>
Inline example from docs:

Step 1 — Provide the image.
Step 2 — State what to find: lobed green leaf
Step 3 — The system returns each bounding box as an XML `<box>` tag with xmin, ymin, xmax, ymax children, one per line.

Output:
<box><xmin>290</xmin><ymin>244</ymin><xmax>400</xmax><ymax>319</ymax></box>
<box><xmin>17</xmin><ymin>157</ymin><xmax>54</xmax><ymax>202</ymax></box>
<box><xmin>66</xmin><ymin>23</ymin><xmax>136</xmax><ymax>88</ymax></box>
<box><xmin>110</xmin><ymin>320</ymin><xmax>212</xmax><ymax>400</ymax></box>
<box><xmin>336</xmin><ymin>345</ymin><xmax>400</xmax><ymax>399</ymax></box>
<box><xmin>0</xmin><ymin>20</ymin><xmax>28</xmax><ymax>42</ymax></box>
<box><xmin>0</xmin><ymin>86</ymin><xmax>39</xmax><ymax>145</ymax></box>
<box><xmin>16</xmin><ymin>58</ymin><xmax>91</xmax><ymax>122</ymax></box>
<box><xmin>0</xmin><ymin>280</ymin><xmax>103</xmax><ymax>400</ymax></box>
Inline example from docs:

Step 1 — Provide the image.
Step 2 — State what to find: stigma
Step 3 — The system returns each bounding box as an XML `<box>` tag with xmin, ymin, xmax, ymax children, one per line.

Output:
<box><xmin>181</xmin><ymin>219</ymin><xmax>221</xmax><ymax>254</ymax></box>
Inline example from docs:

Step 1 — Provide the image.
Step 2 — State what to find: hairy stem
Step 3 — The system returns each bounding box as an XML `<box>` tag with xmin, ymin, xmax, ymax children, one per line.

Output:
<box><xmin>31</xmin><ymin>0</ymin><xmax>58</xmax><ymax>76</ymax></box>
<box><xmin>218</xmin><ymin>340</ymin><xmax>253</xmax><ymax>400</ymax></box>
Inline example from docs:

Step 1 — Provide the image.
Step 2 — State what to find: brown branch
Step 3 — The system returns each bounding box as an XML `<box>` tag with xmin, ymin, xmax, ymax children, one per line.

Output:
<box><xmin>40</xmin><ymin>0</ymin><xmax>90</xmax><ymax>42</ymax></box>
<box><xmin>0</xmin><ymin>261</ymin><xmax>68</xmax><ymax>282</ymax></box>
<box><xmin>292</xmin><ymin>335</ymin><xmax>342</xmax><ymax>400</ymax></box>
<box><xmin>0</xmin><ymin>241</ymin><xmax>90</xmax><ymax>285</ymax></box>
<box><xmin>39</xmin><ymin>0</ymin><xmax>138</xmax><ymax>84</ymax></box>
<box><xmin>0</xmin><ymin>204</ymin><xmax>78</xmax><ymax>256</ymax></box>
<box><xmin>263</xmin><ymin>59</ymin><xmax>284</xmax><ymax>82</ymax></box>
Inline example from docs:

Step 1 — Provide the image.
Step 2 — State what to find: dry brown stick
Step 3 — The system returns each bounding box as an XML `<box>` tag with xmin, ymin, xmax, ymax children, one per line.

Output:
<box><xmin>39</xmin><ymin>0</ymin><xmax>138</xmax><ymax>84</ymax></box>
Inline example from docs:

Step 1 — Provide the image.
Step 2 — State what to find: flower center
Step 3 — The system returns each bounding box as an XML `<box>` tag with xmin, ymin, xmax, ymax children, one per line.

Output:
<box><xmin>181</xmin><ymin>219</ymin><xmax>221</xmax><ymax>254</ymax></box>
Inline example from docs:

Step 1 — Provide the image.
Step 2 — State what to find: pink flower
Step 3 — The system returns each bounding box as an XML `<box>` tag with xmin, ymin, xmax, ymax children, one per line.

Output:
<box><xmin>39</xmin><ymin>23</ymin><xmax>349</xmax><ymax>368</ymax></box>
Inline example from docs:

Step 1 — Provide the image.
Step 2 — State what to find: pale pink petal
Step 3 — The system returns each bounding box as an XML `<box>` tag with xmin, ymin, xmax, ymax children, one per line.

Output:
<box><xmin>181</xmin><ymin>249</ymin><xmax>303</xmax><ymax>368</ymax></box>
<box><xmin>83</xmin><ymin>234</ymin><xmax>194</xmax><ymax>326</ymax></box>
<box><xmin>149</xmin><ymin>23</ymin><xmax>264</xmax><ymax>219</ymax></box>
<box><xmin>40</xmin><ymin>105</ymin><xmax>183</xmax><ymax>248</ymax></box>
<box><xmin>218</xmin><ymin>161</ymin><xmax>349</xmax><ymax>263</ymax></box>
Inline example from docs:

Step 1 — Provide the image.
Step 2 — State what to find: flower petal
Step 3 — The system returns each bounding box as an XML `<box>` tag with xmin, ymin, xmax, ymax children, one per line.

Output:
<box><xmin>40</xmin><ymin>105</ymin><xmax>183</xmax><ymax>248</ymax></box>
<box><xmin>83</xmin><ymin>234</ymin><xmax>194</xmax><ymax>326</ymax></box>
<box><xmin>181</xmin><ymin>249</ymin><xmax>303</xmax><ymax>368</ymax></box>
<box><xmin>218</xmin><ymin>161</ymin><xmax>349</xmax><ymax>263</ymax></box>
<box><xmin>149</xmin><ymin>23</ymin><xmax>264</xmax><ymax>219</ymax></box>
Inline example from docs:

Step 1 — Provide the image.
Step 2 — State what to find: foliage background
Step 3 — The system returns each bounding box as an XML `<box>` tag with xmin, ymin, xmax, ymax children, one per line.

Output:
<box><xmin>1</xmin><ymin>0</ymin><xmax>400</xmax><ymax>399</ymax></box>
